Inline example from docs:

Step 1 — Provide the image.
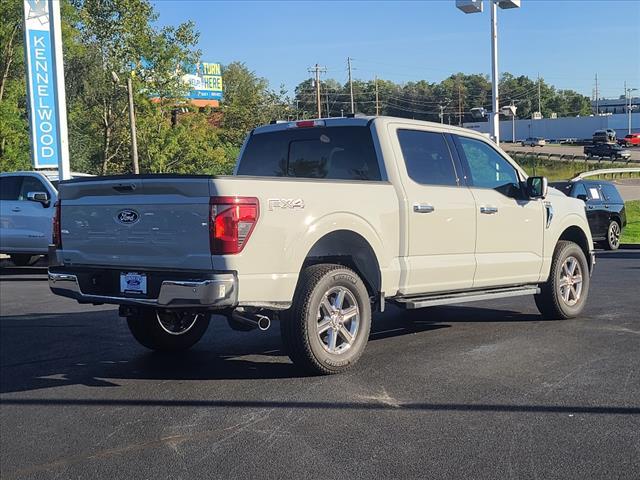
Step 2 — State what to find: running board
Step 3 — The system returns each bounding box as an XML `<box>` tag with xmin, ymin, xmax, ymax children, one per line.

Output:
<box><xmin>394</xmin><ymin>286</ymin><xmax>540</xmax><ymax>310</ymax></box>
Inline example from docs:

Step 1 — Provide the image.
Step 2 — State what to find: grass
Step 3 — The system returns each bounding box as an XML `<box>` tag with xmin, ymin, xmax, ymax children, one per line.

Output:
<box><xmin>621</xmin><ymin>201</ymin><xmax>640</xmax><ymax>245</ymax></box>
<box><xmin>513</xmin><ymin>155</ymin><xmax>640</xmax><ymax>181</ymax></box>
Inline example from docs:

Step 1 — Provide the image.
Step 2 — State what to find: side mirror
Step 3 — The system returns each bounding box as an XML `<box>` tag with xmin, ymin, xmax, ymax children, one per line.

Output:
<box><xmin>27</xmin><ymin>191</ymin><xmax>50</xmax><ymax>206</ymax></box>
<box><xmin>526</xmin><ymin>176</ymin><xmax>548</xmax><ymax>199</ymax></box>
<box><xmin>576</xmin><ymin>194</ymin><xmax>588</xmax><ymax>202</ymax></box>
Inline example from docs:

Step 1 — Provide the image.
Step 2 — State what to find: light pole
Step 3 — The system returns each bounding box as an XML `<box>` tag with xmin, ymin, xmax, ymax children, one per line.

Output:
<box><xmin>456</xmin><ymin>0</ymin><xmax>521</xmax><ymax>145</ymax></box>
<box><xmin>627</xmin><ymin>87</ymin><xmax>637</xmax><ymax>134</ymax></box>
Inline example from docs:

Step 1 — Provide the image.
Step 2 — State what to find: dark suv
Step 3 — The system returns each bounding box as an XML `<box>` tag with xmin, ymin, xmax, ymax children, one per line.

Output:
<box><xmin>550</xmin><ymin>180</ymin><xmax>627</xmax><ymax>250</ymax></box>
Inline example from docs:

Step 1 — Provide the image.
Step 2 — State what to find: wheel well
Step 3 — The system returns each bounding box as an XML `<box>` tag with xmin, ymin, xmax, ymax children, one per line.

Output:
<box><xmin>609</xmin><ymin>215</ymin><xmax>621</xmax><ymax>227</ymax></box>
<box><xmin>303</xmin><ymin>230</ymin><xmax>381</xmax><ymax>298</ymax></box>
<box><xmin>558</xmin><ymin>226</ymin><xmax>592</xmax><ymax>271</ymax></box>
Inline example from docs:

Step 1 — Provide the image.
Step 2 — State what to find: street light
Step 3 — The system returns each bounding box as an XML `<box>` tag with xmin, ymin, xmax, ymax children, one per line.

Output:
<box><xmin>626</xmin><ymin>87</ymin><xmax>638</xmax><ymax>134</ymax></box>
<box><xmin>501</xmin><ymin>103</ymin><xmax>517</xmax><ymax>142</ymax></box>
<box><xmin>456</xmin><ymin>0</ymin><xmax>521</xmax><ymax>144</ymax></box>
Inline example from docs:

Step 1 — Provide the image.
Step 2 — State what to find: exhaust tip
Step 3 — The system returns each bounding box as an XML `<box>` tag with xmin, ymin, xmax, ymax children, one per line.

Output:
<box><xmin>257</xmin><ymin>315</ymin><xmax>271</xmax><ymax>331</ymax></box>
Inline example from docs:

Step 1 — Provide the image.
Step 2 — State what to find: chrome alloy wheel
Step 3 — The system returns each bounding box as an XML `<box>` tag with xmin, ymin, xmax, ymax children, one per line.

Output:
<box><xmin>609</xmin><ymin>222</ymin><xmax>621</xmax><ymax>249</ymax></box>
<box><xmin>316</xmin><ymin>286</ymin><xmax>360</xmax><ymax>354</ymax></box>
<box><xmin>558</xmin><ymin>256</ymin><xmax>583</xmax><ymax>307</ymax></box>
<box><xmin>156</xmin><ymin>310</ymin><xmax>201</xmax><ymax>336</ymax></box>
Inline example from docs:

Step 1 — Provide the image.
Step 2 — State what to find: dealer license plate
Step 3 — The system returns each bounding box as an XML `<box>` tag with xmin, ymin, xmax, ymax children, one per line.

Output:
<box><xmin>120</xmin><ymin>272</ymin><xmax>147</xmax><ymax>294</ymax></box>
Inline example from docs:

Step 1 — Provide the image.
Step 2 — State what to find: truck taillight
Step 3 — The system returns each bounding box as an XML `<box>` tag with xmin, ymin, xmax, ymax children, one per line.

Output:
<box><xmin>209</xmin><ymin>196</ymin><xmax>259</xmax><ymax>255</ymax></box>
<box><xmin>52</xmin><ymin>200</ymin><xmax>62</xmax><ymax>248</ymax></box>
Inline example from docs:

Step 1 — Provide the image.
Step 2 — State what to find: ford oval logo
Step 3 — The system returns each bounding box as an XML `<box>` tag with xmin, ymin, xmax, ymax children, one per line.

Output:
<box><xmin>116</xmin><ymin>209</ymin><xmax>140</xmax><ymax>225</ymax></box>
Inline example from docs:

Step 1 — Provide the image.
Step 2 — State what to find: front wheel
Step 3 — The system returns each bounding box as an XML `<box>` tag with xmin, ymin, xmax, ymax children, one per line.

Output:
<box><xmin>280</xmin><ymin>264</ymin><xmax>372</xmax><ymax>375</ymax></box>
<box><xmin>535</xmin><ymin>241</ymin><xmax>590</xmax><ymax>319</ymax></box>
<box><xmin>127</xmin><ymin>308</ymin><xmax>210</xmax><ymax>351</ymax></box>
<box><xmin>603</xmin><ymin>220</ymin><xmax>621</xmax><ymax>250</ymax></box>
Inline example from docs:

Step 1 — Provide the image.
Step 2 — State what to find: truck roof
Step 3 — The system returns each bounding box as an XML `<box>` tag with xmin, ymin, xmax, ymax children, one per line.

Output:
<box><xmin>252</xmin><ymin>115</ymin><xmax>488</xmax><ymax>138</ymax></box>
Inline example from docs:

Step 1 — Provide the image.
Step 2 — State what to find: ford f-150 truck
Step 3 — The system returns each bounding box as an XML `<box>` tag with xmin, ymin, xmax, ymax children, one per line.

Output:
<box><xmin>49</xmin><ymin>117</ymin><xmax>595</xmax><ymax>374</ymax></box>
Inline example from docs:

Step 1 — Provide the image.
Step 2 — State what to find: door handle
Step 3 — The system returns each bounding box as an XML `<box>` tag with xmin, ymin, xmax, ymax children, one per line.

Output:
<box><xmin>413</xmin><ymin>203</ymin><xmax>435</xmax><ymax>214</ymax></box>
<box><xmin>480</xmin><ymin>206</ymin><xmax>498</xmax><ymax>214</ymax></box>
<box><xmin>11</xmin><ymin>207</ymin><xmax>21</xmax><ymax>212</ymax></box>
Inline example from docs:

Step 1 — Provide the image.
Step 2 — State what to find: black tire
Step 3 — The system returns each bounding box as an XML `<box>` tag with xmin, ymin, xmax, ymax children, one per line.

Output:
<box><xmin>280</xmin><ymin>264</ymin><xmax>372</xmax><ymax>375</ymax></box>
<box><xmin>10</xmin><ymin>254</ymin><xmax>39</xmax><ymax>266</ymax></box>
<box><xmin>126</xmin><ymin>308</ymin><xmax>210</xmax><ymax>351</ymax></box>
<box><xmin>603</xmin><ymin>220</ymin><xmax>621</xmax><ymax>251</ymax></box>
<box><xmin>535</xmin><ymin>241</ymin><xmax>590</xmax><ymax>320</ymax></box>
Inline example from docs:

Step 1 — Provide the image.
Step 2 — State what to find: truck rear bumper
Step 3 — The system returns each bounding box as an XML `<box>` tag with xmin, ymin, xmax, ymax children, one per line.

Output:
<box><xmin>48</xmin><ymin>267</ymin><xmax>237</xmax><ymax>309</ymax></box>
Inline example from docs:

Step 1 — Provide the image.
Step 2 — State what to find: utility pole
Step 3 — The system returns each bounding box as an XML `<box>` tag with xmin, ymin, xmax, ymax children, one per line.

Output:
<box><xmin>308</xmin><ymin>64</ymin><xmax>326</xmax><ymax>118</ymax></box>
<box><xmin>537</xmin><ymin>73</ymin><xmax>541</xmax><ymax>114</ymax></box>
<box><xmin>511</xmin><ymin>100</ymin><xmax>516</xmax><ymax>143</ymax></box>
<box><xmin>458</xmin><ymin>84</ymin><xmax>463</xmax><ymax>126</ymax></box>
<box><xmin>348</xmin><ymin>57</ymin><xmax>355</xmax><ymax>114</ymax></box>
<box><xmin>325</xmin><ymin>84</ymin><xmax>330</xmax><ymax>118</ymax></box>
<box><xmin>439</xmin><ymin>104</ymin><xmax>446</xmax><ymax>124</ymax></box>
<box><xmin>595</xmin><ymin>73</ymin><xmax>599</xmax><ymax>115</ymax></box>
<box><xmin>489</xmin><ymin>0</ymin><xmax>500</xmax><ymax>144</ymax></box>
<box><xmin>375</xmin><ymin>75</ymin><xmax>380</xmax><ymax>116</ymax></box>
<box><xmin>126</xmin><ymin>77</ymin><xmax>139</xmax><ymax>174</ymax></box>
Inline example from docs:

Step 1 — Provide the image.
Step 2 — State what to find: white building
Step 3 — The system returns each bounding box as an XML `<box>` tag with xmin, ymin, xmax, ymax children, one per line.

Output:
<box><xmin>464</xmin><ymin>112</ymin><xmax>640</xmax><ymax>141</ymax></box>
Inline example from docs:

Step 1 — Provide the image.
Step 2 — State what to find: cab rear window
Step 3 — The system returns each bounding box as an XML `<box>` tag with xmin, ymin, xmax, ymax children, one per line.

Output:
<box><xmin>237</xmin><ymin>126</ymin><xmax>382</xmax><ymax>181</ymax></box>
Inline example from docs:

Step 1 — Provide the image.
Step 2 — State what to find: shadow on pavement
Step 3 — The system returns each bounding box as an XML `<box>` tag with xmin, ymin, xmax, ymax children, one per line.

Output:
<box><xmin>1</xmin><ymin>397</ymin><xmax>638</xmax><ymax>415</ymax></box>
<box><xmin>595</xmin><ymin>250</ymin><xmax>640</xmax><ymax>260</ymax></box>
<box><xmin>0</xmin><ymin>265</ymin><xmax>49</xmax><ymax>280</ymax></box>
<box><xmin>0</xmin><ymin>303</ymin><xmax>543</xmax><ymax>394</ymax></box>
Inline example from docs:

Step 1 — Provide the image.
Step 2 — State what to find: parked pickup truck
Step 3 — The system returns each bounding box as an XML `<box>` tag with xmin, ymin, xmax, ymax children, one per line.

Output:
<box><xmin>49</xmin><ymin>117</ymin><xmax>595</xmax><ymax>374</ymax></box>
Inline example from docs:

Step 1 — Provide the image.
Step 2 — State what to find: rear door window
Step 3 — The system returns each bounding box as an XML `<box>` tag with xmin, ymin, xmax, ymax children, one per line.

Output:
<box><xmin>238</xmin><ymin>126</ymin><xmax>382</xmax><ymax>181</ymax></box>
<box><xmin>396</xmin><ymin>130</ymin><xmax>458</xmax><ymax>186</ymax></box>
<box><xmin>600</xmin><ymin>184</ymin><xmax>623</xmax><ymax>204</ymax></box>
<box><xmin>0</xmin><ymin>176</ymin><xmax>22</xmax><ymax>201</ymax></box>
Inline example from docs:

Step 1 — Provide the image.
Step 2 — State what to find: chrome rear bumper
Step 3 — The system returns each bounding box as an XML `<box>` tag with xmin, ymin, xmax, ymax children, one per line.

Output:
<box><xmin>49</xmin><ymin>271</ymin><xmax>237</xmax><ymax>308</ymax></box>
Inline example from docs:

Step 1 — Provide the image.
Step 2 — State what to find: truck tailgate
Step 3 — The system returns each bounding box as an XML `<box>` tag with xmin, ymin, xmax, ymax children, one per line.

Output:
<box><xmin>58</xmin><ymin>176</ymin><xmax>213</xmax><ymax>270</ymax></box>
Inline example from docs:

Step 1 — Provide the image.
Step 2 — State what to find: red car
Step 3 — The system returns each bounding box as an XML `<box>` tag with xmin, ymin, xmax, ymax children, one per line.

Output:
<box><xmin>618</xmin><ymin>133</ymin><xmax>640</xmax><ymax>147</ymax></box>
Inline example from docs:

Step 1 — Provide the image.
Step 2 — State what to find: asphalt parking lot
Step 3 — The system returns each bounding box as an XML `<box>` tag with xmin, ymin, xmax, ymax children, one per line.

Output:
<box><xmin>1</xmin><ymin>251</ymin><xmax>639</xmax><ymax>479</ymax></box>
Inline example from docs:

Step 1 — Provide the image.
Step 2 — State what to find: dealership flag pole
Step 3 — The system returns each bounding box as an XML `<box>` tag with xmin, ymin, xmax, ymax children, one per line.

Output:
<box><xmin>23</xmin><ymin>0</ymin><xmax>70</xmax><ymax>179</ymax></box>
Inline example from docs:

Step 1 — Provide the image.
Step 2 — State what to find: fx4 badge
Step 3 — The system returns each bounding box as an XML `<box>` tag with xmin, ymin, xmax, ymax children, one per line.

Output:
<box><xmin>268</xmin><ymin>198</ymin><xmax>305</xmax><ymax>211</ymax></box>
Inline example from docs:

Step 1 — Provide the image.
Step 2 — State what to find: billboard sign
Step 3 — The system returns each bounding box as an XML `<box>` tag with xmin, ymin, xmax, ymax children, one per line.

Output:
<box><xmin>183</xmin><ymin>62</ymin><xmax>223</xmax><ymax>101</ymax></box>
<box><xmin>23</xmin><ymin>0</ymin><xmax>66</xmax><ymax>170</ymax></box>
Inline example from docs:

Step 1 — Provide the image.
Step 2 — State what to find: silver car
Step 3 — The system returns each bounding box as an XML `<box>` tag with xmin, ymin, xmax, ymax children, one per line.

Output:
<box><xmin>0</xmin><ymin>171</ymin><xmax>91</xmax><ymax>265</ymax></box>
<box><xmin>521</xmin><ymin>137</ymin><xmax>547</xmax><ymax>147</ymax></box>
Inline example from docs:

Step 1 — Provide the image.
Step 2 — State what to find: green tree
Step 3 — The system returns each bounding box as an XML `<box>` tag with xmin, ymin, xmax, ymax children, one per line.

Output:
<box><xmin>0</xmin><ymin>0</ymin><xmax>29</xmax><ymax>171</ymax></box>
<box><xmin>219</xmin><ymin>62</ymin><xmax>292</xmax><ymax>145</ymax></box>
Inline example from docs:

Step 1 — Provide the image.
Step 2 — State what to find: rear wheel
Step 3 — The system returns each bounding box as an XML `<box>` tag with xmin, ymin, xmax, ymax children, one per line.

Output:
<box><xmin>535</xmin><ymin>241</ymin><xmax>590</xmax><ymax>319</ymax></box>
<box><xmin>10</xmin><ymin>254</ymin><xmax>39</xmax><ymax>266</ymax></box>
<box><xmin>127</xmin><ymin>308</ymin><xmax>210</xmax><ymax>351</ymax></box>
<box><xmin>603</xmin><ymin>220</ymin><xmax>621</xmax><ymax>250</ymax></box>
<box><xmin>280</xmin><ymin>264</ymin><xmax>372</xmax><ymax>375</ymax></box>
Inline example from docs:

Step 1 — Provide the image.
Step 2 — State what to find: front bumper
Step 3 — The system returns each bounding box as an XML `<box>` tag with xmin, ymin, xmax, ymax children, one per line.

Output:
<box><xmin>49</xmin><ymin>267</ymin><xmax>237</xmax><ymax>309</ymax></box>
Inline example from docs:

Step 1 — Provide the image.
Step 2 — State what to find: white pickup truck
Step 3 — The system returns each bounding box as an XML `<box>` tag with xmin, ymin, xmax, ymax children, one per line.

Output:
<box><xmin>49</xmin><ymin>117</ymin><xmax>595</xmax><ymax>374</ymax></box>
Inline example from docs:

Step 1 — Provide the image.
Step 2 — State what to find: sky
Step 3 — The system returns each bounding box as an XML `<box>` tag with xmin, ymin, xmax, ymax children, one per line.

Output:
<box><xmin>153</xmin><ymin>0</ymin><xmax>640</xmax><ymax>99</ymax></box>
